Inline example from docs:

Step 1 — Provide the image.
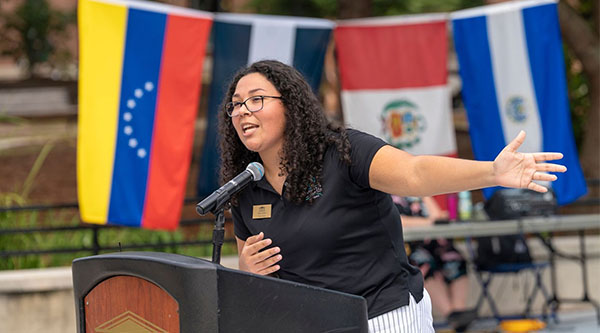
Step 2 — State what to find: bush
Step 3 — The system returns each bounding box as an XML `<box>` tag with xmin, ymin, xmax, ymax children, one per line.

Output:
<box><xmin>0</xmin><ymin>206</ymin><xmax>238</xmax><ymax>270</ymax></box>
<box><xmin>0</xmin><ymin>0</ymin><xmax>76</xmax><ymax>78</ymax></box>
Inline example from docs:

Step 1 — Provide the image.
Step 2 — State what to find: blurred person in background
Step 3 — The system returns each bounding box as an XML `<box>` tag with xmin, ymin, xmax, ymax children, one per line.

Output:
<box><xmin>394</xmin><ymin>196</ymin><xmax>476</xmax><ymax>332</ymax></box>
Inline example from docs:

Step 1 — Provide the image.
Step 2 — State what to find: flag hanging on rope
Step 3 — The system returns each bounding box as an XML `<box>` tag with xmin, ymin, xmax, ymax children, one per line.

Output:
<box><xmin>77</xmin><ymin>0</ymin><xmax>212</xmax><ymax>229</ymax></box>
<box><xmin>196</xmin><ymin>13</ymin><xmax>334</xmax><ymax>197</ymax></box>
<box><xmin>335</xmin><ymin>14</ymin><xmax>457</xmax><ymax>157</ymax></box>
<box><xmin>451</xmin><ymin>0</ymin><xmax>586</xmax><ymax>205</ymax></box>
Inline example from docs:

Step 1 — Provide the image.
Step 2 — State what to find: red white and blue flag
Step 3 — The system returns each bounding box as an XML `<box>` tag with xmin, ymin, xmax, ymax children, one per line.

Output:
<box><xmin>335</xmin><ymin>14</ymin><xmax>456</xmax><ymax>157</ymax></box>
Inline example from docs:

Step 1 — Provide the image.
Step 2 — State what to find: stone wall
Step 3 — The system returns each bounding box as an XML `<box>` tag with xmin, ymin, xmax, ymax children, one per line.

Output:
<box><xmin>0</xmin><ymin>267</ymin><xmax>75</xmax><ymax>333</ymax></box>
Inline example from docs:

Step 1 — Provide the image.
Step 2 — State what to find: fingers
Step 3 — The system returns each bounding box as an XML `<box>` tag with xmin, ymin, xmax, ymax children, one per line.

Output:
<box><xmin>258</xmin><ymin>263</ymin><xmax>281</xmax><ymax>275</ymax></box>
<box><xmin>249</xmin><ymin>248</ymin><xmax>282</xmax><ymax>275</ymax></box>
<box><xmin>536</xmin><ymin>163</ymin><xmax>567</xmax><ymax>173</ymax></box>
<box><xmin>245</xmin><ymin>232</ymin><xmax>265</xmax><ymax>245</ymax></box>
<box><xmin>528</xmin><ymin>171</ymin><xmax>559</xmax><ymax>192</ymax></box>
<box><xmin>532</xmin><ymin>171</ymin><xmax>557</xmax><ymax>182</ymax></box>
<box><xmin>243</xmin><ymin>232</ymin><xmax>272</xmax><ymax>256</ymax></box>
<box><xmin>505</xmin><ymin>130</ymin><xmax>526</xmax><ymax>152</ymax></box>
<box><xmin>244</xmin><ymin>238</ymin><xmax>273</xmax><ymax>256</ymax></box>
<box><xmin>533</xmin><ymin>152</ymin><xmax>564</xmax><ymax>162</ymax></box>
<box><xmin>256</xmin><ymin>253</ymin><xmax>282</xmax><ymax>272</ymax></box>
<box><xmin>253</xmin><ymin>246</ymin><xmax>281</xmax><ymax>265</ymax></box>
<box><xmin>528</xmin><ymin>181</ymin><xmax>549</xmax><ymax>193</ymax></box>
<box><xmin>241</xmin><ymin>232</ymin><xmax>282</xmax><ymax>275</ymax></box>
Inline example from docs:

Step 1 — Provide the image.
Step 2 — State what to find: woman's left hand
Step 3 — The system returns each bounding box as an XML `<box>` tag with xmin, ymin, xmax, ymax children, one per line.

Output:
<box><xmin>493</xmin><ymin>131</ymin><xmax>567</xmax><ymax>193</ymax></box>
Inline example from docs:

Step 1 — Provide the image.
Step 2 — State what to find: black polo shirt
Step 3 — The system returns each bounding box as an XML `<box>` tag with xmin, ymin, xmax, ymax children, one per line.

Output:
<box><xmin>232</xmin><ymin>129</ymin><xmax>423</xmax><ymax>318</ymax></box>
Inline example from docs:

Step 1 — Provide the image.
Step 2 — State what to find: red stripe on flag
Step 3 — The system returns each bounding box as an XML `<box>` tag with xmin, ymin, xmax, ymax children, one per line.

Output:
<box><xmin>142</xmin><ymin>15</ymin><xmax>212</xmax><ymax>230</ymax></box>
<box><xmin>335</xmin><ymin>21</ymin><xmax>447</xmax><ymax>90</ymax></box>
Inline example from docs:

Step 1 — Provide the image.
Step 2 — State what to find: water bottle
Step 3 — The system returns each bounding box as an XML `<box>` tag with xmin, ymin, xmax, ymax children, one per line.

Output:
<box><xmin>458</xmin><ymin>191</ymin><xmax>472</xmax><ymax>221</ymax></box>
<box><xmin>447</xmin><ymin>193</ymin><xmax>458</xmax><ymax>221</ymax></box>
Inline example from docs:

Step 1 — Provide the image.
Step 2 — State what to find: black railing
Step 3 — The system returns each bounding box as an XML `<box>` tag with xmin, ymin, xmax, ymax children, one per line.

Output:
<box><xmin>0</xmin><ymin>199</ymin><xmax>236</xmax><ymax>260</ymax></box>
<box><xmin>1</xmin><ymin>179</ymin><xmax>598</xmax><ymax>261</ymax></box>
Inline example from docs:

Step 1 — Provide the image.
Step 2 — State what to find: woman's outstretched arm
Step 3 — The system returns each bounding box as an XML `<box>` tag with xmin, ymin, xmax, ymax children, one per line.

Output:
<box><xmin>369</xmin><ymin>131</ymin><xmax>566</xmax><ymax>197</ymax></box>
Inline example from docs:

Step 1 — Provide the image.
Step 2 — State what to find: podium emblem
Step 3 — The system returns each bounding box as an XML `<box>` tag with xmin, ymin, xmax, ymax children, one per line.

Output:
<box><xmin>95</xmin><ymin>310</ymin><xmax>167</xmax><ymax>333</ymax></box>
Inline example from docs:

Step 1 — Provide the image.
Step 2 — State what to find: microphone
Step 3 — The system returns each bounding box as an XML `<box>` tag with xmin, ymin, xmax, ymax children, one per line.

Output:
<box><xmin>196</xmin><ymin>162</ymin><xmax>264</xmax><ymax>215</ymax></box>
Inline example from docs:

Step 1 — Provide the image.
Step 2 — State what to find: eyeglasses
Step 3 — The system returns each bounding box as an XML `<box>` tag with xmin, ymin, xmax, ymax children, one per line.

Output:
<box><xmin>225</xmin><ymin>95</ymin><xmax>282</xmax><ymax>117</ymax></box>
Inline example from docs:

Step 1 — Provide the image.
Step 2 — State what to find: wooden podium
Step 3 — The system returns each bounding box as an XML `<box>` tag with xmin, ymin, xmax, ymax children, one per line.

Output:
<box><xmin>72</xmin><ymin>252</ymin><xmax>368</xmax><ymax>332</ymax></box>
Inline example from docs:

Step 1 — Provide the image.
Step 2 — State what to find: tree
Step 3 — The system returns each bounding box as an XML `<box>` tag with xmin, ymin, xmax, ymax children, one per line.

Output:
<box><xmin>0</xmin><ymin>0</ymin><xmax>75</xmax><ymax>79</ymax></box>
<box><xmin>558</xmin><ymin>0</ymin><xmax>599</xmax><ymax>181</ymax></box>
<box><xmin>338</xmin><ymin>0</ymin><xmax>371</xmax><ymax>18</ymax></box>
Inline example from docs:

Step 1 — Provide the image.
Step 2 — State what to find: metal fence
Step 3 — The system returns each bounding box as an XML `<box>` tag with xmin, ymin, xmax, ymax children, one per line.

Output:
<box><xmin>0</xmin><ymin>198</ymin><xmax>235</xmax><ymax>260</ymax></box>
<box><xmin>1</xmin><ymin>180</ymin><xmax>598</xmax><ymax>261</ymax></box>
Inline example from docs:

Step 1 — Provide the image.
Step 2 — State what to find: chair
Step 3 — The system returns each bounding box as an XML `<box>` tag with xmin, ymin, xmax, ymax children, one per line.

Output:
<box><xmin>466</xmin><ymin>237</ymin><xmax>555</xmax><ymax>321</ymax></box>
<box><xmin>467</xmin><ymin>188</ymin><xmax>558</xmax><ymax>322</ymax></box>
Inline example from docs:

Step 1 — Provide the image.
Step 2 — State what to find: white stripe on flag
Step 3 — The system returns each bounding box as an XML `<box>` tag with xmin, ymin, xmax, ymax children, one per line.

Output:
<box><xmin>342</xmin><ymin>86</ymin><xmax>456</xmax><ymax>156</ymax></box>
<box><xmin>88</xmin><ymin>0</ymin><xmax>214</xmax><ymax>18</ymax></box>
<box><xmin>336</xmin><ymin>13</ymin><xmax>447</xmax><ymax>26</ymax></box>
<box><xmin>451</xmin><ymin>0</ymin><xmax>557</xmax><ymax>20</ymax></box>
<box><xmin>488</xmin><ymin>9</ymin><xmax>542</xmax><ymax>152</ymax></box>
<box><xmin>216</xmin><ymin>12</ymin><xmax>334</xmax><ymax>28</ymax></box>
<box><xmin>248</xmin><ymin>20</ymin><xmax>296</xmax><ymax>65</ymax></box>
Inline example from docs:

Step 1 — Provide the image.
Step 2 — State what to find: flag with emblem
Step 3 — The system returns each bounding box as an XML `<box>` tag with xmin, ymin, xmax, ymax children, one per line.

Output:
<box><xmin>335</xmin><ymin>14</ymin><xmax>456</xmax><ymax>157</ymax></box>
<box><xmin>451</xmin><ymin>0</ymin><xmax>586</xmax><ymax>205</ymax></box>
<box><xmin>197</xmin><ymin>13</ymin><xmax>334</xmax><ymax>197</ymax></box>
<box><xmin>77</xmin><ymin>0</ymin><xmax>212</xmax><ymax>229</ymax></box>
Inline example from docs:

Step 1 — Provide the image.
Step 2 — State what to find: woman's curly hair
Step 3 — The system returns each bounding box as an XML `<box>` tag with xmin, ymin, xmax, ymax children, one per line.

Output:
<box><xmin>218</xmin><ymin>60</ymin><xmax>351</xmax><ymax>205</ymax></box>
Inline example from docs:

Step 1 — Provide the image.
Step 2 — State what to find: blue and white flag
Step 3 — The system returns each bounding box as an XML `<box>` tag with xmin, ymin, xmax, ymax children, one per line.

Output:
<box><xmin>197</xmin><ymin>13</ymin><xmax>334</xmax><ymax>197</ymax></box>
<box><xmin>451</xmin><ymin>0</ymin><xmax>586</xmax><ymax>205</ymax></box>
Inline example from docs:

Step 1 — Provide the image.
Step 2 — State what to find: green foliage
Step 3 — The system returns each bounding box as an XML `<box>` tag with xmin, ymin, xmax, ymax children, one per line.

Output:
<box><xmin>246</xmin><ymin>0</ymin><xmax>337</xmax><ymax>17</ymax></box>
<box><xmin>0</xmin><ymin>113</ymin><xmax>27</xmax><ymax>125</ymax></box>
<box><xmin>564</xmin><ymin>45</ymin><xmax>590</xmax><ymax>152</ymax></box>
<box><xmin>0</xmin><ymin>209</ymin><xmax>237</xmax><ymax>270</ymax></box>
<box><xmin>372</xmin><ymin>0</ymin><xmax>484</xmax><ymax>16</ymax></box>
<box><xmin>0</xmin><ymin>0</ymin><xmax>75</xmax><ymax>78</ymax></box>
<box><xmin>0</xmin><ymin>208</ymin><xmax>85</xmax><ymax>270</ymax></box>
<box><xmin>246</xmin><ymin>0</ymin><xmax>485</xmax><ymax>17</ymax></box>
<box><xmin>576</xmin><ymin>0</ymin><xmax>597</xmax><ymax>30</ymax></box>
<box><xmin>561</xmin><ymin>0</ymin><xmax>595</xmax><ymax>153</ymax></box>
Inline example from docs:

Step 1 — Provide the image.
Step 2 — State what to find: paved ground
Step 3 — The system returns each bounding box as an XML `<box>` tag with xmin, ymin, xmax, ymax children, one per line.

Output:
<box><xmin>431</xmin><ymin>309</ymin><xmax>600</xmax><ymax>332</ymax></box>
<box><xmin>541</xmin><ymin>309</ymin><xmax>600</xmax><ymax>333</ymax></box>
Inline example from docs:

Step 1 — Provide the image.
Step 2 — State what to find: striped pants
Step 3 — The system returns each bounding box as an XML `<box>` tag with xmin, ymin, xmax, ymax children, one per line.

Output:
<box><xmin>368</xmin><ymin>289</ymin><xmax>434</xmax><ymax>333</ymax></box>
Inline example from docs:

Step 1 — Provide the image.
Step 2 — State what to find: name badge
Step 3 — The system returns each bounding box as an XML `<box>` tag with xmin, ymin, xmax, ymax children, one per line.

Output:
<box><xmin>252</xmin><ymin>204</ymin><xmax>272</xmax><ymax>219</ymax></box>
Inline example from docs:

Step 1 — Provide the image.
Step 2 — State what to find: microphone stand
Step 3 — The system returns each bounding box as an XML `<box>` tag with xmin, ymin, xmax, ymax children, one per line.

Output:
<box><xmin>211</xmin><ymin>208</ymin><xmax>226</xmax><ymax>264</ymax></box>
<box><xmin>203</xmin><ymin>191</ymin><xmax>232</xmax><ymax>265</ymax></box>
<box><xmin>196</xmin><ymin>191</ymin><xmax>232</xmax><ymax>264</ymax></box>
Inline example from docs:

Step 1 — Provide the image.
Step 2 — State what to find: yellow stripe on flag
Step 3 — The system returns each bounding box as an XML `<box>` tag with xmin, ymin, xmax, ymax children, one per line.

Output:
<box><xmin>77</xmin><ymin>0</ymin><xmax>127</xmax><ymax>224</ymax></box>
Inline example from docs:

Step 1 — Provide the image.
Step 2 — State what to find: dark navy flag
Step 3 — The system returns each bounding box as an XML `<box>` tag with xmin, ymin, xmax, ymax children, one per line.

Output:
<box><xmin>197</xmin><ymin>13</ymin><xmax>334</xmax><ymax>197</ymax></box>
<box><xmin>451</xmin><ymin>0</ymin><xmax>587</xmax><ymax>205</ymax></box>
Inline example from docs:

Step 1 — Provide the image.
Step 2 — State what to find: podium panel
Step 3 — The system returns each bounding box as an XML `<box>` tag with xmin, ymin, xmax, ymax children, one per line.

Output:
<box><xmin>72</xmin><ymin>252</ymin><xmax>368</xmax><ymax>332</ymax></box>
<box><xmin>84</xmin><ymin>276</ymin><xmax>179</xmax><ymax>332</ymax></box>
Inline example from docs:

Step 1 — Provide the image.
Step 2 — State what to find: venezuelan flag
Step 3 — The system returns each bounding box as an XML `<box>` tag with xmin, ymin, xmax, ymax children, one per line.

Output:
<box><xmin>77</xmin><ymin>0</ymin><xmax>212</xmax><ymax>229</ymax></box>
